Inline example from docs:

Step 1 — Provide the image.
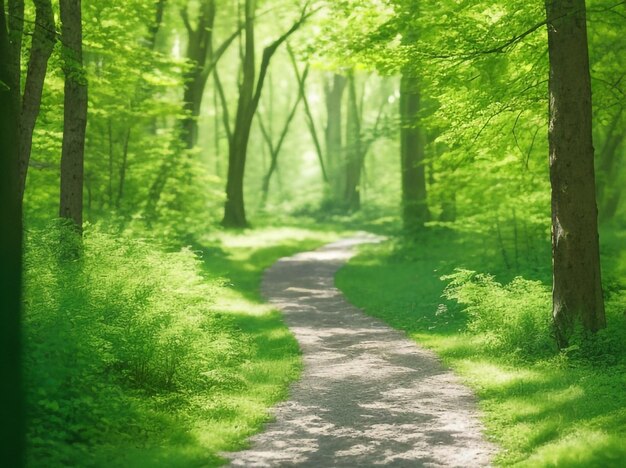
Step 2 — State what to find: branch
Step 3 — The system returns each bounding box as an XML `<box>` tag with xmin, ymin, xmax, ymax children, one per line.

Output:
<box><xmin>274</xmin><ymin>82</ymin><xmax>304</xmax><ymax>156</ymax></box>
<box><xmin>180</xmin><ymin>6</ymin><xmax>193</xmax><ymax>36</ymax></box>
<box><xmin>201</xmin><ymin>25</ymin><xmax>242</xmax><ymax>84</ymax></box>
<box><xmin>257</xmin><ymin>113</ymin><xmax>275</xmax><ymax>153</ymax></box>
<box><xmin>428</xmin><ymin>2</ymin><xmax>626</xmax><ymax>62</ymax></box>
<box><xmin>287</xmin><ymin>44</ymin><xmax>328</xmax><ymax>182</ymax></box>
<box><xmin>213</xmin><ymin>65</ymin><xmax>232</xmax><ymax>142</ymax></box>
<box><xmin>251</xmin><ymin>4</ymin><xmax>318</xmax><ymax>109</ymax></box>
<box><xmin>424</xmin><ymin>19</ymin><xmax>548</xmax><ymax>61</ymax></box>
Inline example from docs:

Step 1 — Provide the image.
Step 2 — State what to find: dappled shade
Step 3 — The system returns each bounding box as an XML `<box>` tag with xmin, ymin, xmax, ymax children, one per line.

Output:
<box><xmin>228</xmin><ymin>234</ymin><xmax>496</xmax><ymax>466</ymax></box>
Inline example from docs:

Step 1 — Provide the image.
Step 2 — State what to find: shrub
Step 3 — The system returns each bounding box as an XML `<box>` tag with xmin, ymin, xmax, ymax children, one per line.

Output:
<box><xmin>441</xmin><ymin>269</ymin><xmax>555</xmax><ymax>358</ymax></box>
<box><xmin>23</xmin><ymin>222</ymin><xmax>249</xmax><ymax>466</ymax></box>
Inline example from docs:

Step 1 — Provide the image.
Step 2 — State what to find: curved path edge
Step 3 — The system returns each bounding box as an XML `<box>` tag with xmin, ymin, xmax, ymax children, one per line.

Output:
<box><xmin>226</xmin><ymin>233</ymin><xmax>497</xmax><ymax>467</ymax></box>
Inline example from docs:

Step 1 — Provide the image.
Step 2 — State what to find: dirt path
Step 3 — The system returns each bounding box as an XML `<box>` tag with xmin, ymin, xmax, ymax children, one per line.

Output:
<box><xmin>227</xmin><ymin>234</ymin><xmax>497</xmax><ymax>467</ymax></box>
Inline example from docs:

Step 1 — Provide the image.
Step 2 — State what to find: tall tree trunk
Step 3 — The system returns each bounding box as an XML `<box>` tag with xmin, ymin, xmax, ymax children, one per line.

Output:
<box><xmin>546</xmin><ymin>0</ymin><xmax>605</xmax><ymax>347</ymax></box>
<box><xmin>324</xmin><ymin>74</ymin><xmax>347</xmax><ymax>204</ymax></box>
<box><xmin>7</xmin><ymin>0</ymin><xmax>23</xmax><ymax>92</ymax></box>
<box><xmin>59</xmin><ymin>0</ymin><xmax>88</xmax><ymax>233</ymax></box>
<box><xmin>145</xmin><ymin>7</ymin><xmax>238</xmax><ymax>222</ymax></box>
<box><xmin>597</xmin><ymin>109</ymin><xmax>624</xmax><ymax>223</ymax></box>
<box><xmin>17</xmin><ymin>0</ymin><xmax>56</xmax><ymax>200</ymax></box>
<box><xmin>400</xmin><ymin>72</ymin><xmax>429</xmax><ymax>230</ymax></box>
<box><xmin>116</xmin><ymin>127</ymin><xmax>131</xmax><ymax>208</ymax></box>
<box><xmin>146</xmin><ymin>0</ymin><xmax>166</xmax><ymax>50</ymax></box>
<box><xmin>222</xmin><ymin>0</ymin><xmax>255</xmax><ymax>228</ymax></box>
<box><xmin>0</xmin><ymin>2</ymin><xmax>24</xmax><ymax>465</ymax></box>
<box><xmin>180</xmin><ymin>0</ymin><xmax>215</xmax><ymax>149</ymax></box>
<box><xmin>343</xmin><ymin>73</ymin><xmax>363</xmax><ymax>212</ymax></box>
<box><xmin>221</xmin><ymin>2</ymin><xmax>309</xmax><ymax>228</ymax></box>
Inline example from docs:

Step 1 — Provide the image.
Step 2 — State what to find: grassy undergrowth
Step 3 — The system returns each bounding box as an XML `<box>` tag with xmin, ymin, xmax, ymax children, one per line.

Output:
<box><xmin>336</xmin><ymin>231</ymin><xmax>626</xmax><ymax>467</ymax></box>
<box><xmin>25</xmin><ymin>224</ymin><xmax>340</xmax><ymax>467</ymax></box>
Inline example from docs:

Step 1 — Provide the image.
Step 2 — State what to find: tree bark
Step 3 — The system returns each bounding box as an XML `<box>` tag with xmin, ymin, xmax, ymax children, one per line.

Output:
<box><xmin>221</xmin><ymin>2</ymin><xmax>309</xmax><ymax>228</ymax></box>
<box><xmin>324</xmin><ymin>74</ymin><xmax>347</xmax><ymax>203</ymax></box>
<box><xmin>222</xmin><ymin>0</ymin><xmax>256</xmax><ymax>228</ymax></box>
<box><xmin>546</xmin><ymin>0</ymin><xmax>605</xmax><ymax>347</ymax></box>
<box><xmin>116</xmin><ymin>127</ymin><xmax>131</xmax><ymax>208</ymax></box>
<box><xmin>59</xmin><ymin>0</ymin><xmax>88</xmax><ymax>233</ymax></box>
<box><xmin>597</xmin><ymin>109</ymin><xmax>624</xmax><ymax>223</ymax></box>
<box><xmin>343</xmin><ymin>73</ymin><xmax>363</xmax><ymax>212</ymax></box>
<box><xmin>180</xmin><ymin>0</ymin><xmax>215</xmax><ymax>149</ymax></box>
<box><xmin>0</xmin><ymin>2</ymin><xmax>24</xmax><ymax>465</ymax></box>
<box><xmin>146</xmin><ymin>0</ymin><xmax>166</xmax><ymax>50</ymax></box>
<box><xmin>17</xmin><ymin>0</ymin><xmax>56</xmax><ymax>200</ymax></box>
<box><xmin>7</xmin><ymin>0</ymin><xmax>23</xmax><ymax>93</ymax></box>
<box><xmin>400</xmin><ymin>73</ymin><xmax>429</xmax><ymax>230</ymax></box>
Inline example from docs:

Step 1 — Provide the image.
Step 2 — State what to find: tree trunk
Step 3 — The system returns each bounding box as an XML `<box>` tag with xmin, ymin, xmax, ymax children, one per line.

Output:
<box><xmin>222</xmin><ymin>0</ymin><xmax>255</xmax><ymax>228</ymax></box>
<box><xmin>546</xmin><ymin>0</ymin><xmax>605</xmax><ymax>347</ymax></box>
<box><xmin>597</xmin><ymin>110</ymin><xmax>624</xmax><ymax>223</ymax></box>
<box><xmin>221</xmin><ymin>1</ymin><xmax>308</xmax><ymax>227</ymax></box>
<box><xmin>146</xmin><ymin>0</ymin><xmax>166</xmax><ymax>50</ymax></box>
<box><xmin>180</xmin><ymin>0</ymin><xmax>215</xmax><ymax>150</ymax></box>
<box><xmin>17</xmin><ymin>0</ymin><xmax>56</xmax><ymax>200</ymax></box>
<box><xmin>7</xmin><ymin>0</ymin><xmax>23</xmax><ymax>93</ymax></box>
<box><xmin>59</xmin><ymin>0</ymin><xmax>88</xmax><ymax>233</ymax></box>
<box><xmin>343</xmin><ymin>73</ymin><xmax>363</xmax><ymax>212</ymax></box>
<box><xmin>116</xmin><ymin>127</ymin><xmax>131</xmax><ymax>208</ymax></box>
<box><xmin>0</xmin><ymin>3</ymin><xmax>24</xmax><ymax>464</ymax></box>
<box><xmin>324</xmin><ymin>74</ymin><xmax>347</xmax><ymax>204</ymax></box>
<box><xmin>400</xmin><ymin>73</ymin><xmax>429</xmax><ymax>230</ymax></box>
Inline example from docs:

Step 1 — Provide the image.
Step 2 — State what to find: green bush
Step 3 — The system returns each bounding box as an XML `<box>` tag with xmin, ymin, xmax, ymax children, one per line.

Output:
<box><xmin>23</xmin><ymin>223</ymin><xmax>249</xmax><ymax>466</ymax></box>
<box><xmin>442</xmin><ymin>269</ymin><xmax>555</xmax><ymax>358</ymax></box>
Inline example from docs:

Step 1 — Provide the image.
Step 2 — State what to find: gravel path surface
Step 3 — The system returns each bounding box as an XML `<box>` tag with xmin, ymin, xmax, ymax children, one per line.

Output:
<box><xmin>227</xmin><ymin>234</ymin><xmax>497</xmax><ymax>467</ymax></box>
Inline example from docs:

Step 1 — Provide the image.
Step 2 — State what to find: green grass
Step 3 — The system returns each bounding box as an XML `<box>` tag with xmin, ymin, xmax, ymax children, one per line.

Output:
<box><xmin>25</xmin><ymin>225</ymin><xmax>342</xmax><ymax>467</ymax></box>
<box><xmin>336</xmin><ymin>236</ymin><xmax>626</xmax><ymax>467</ymax></box>
<box><xmin>183</xmin><ymin>227</ymin><xmax>344</xmax><ymax>464</ymax></box>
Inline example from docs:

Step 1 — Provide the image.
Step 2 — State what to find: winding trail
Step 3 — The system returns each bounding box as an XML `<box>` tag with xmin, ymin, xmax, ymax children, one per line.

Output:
<box><xmin>227</xmin><ymin>234</ymin><xmax>497</xmax><ymax>467</ymax></box>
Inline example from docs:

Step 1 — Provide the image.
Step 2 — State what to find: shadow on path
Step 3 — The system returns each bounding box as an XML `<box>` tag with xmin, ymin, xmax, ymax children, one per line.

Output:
<box><xmin>227</xmin><ymin>233</ymin><xmax>497</xmax><ymax>467</ymax></box>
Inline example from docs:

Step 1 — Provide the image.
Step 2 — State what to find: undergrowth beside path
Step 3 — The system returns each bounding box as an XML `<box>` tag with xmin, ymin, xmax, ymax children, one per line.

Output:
<box><xmin>337</xmin><ymin>233</ymin><xmax>626</xmax><ymax>467</ymax></box>
<box><xmin>24</xmin><ymin>225</ymin><xmax>341</xmax><ymax>467</ymax></box>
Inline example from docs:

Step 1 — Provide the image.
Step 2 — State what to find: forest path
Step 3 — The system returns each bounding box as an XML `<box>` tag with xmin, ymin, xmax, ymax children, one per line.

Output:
<box><xmin>226</xmin><ymin>233</ymin><xmax>497</xmax><ymax>467</ymax></box>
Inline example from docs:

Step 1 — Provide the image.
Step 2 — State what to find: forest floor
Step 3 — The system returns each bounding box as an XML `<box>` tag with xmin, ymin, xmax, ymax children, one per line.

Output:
<box><xmin>337</xmin><ymin>234</ymin><xmax>626</xmax><ymax>467</ymax></box>
<box><xmin>226</xmin><ymin>234</ymin><xmax>496</xmax><ymax>467</ymax></box>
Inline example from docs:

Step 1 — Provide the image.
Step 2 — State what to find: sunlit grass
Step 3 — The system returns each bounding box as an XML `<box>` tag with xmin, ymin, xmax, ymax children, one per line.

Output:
<box><xmin>337</xmin><ymin>238</ymin><xmax>626</xmax><ymax>467</ymax></box>
<box><xmin>137</xmin><ymin>227</ymin><xmax>343</xmax><ymax>466</ymax></box>
<box><xmin>25</xmin><ymin>226</ymin><xmax>343</xmax><ymax>467</ymax></box>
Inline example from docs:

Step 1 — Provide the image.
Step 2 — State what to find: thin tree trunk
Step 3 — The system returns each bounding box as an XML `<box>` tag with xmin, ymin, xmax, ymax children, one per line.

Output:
<box><xmin>597</xmin><ymin>109</ymin><xmax>624</xmax><ymax>223</ymax></box>
<box><xmin>221</xmin><ymin>2</ymin><xmax>310</xmax><ymax>227</ymax></box>
<box><xmin>0</xmin><ymin>3</ymin><xmax>24</xmax><ymax>464</ymax></box>
<box><xmin>7</xmin><ymin>0</ymin><xmax>23</xmax><ymax>93</ymax></box>
<box><xmin>116</xmin><ymin>127</ymin><xmax>131</xmax><ymax>208</ymax></box>
<box><xmin>546</xmin><ymin>0</ymin><xmax>605</xmax><ymax>347</ymax></box>
<box><xmin>258</xmin><ymin>79</ymin><xmax>304</xmax><ymax>207</ymax></box>
<box><xmin>146</xmin><ymin>0</ymin><xmax>166</xmax><ymax>50</ymax></box>
<box><xmin>17</xmin><ymin>0</ymin><xmax>56</xmax><ymax>201</ymax></box>
<box><xmin>288</xmin><ymin>46</ymin><xmax>327</xmax><ymax>182</ymax></box>
<box><xmin>344</xmin><ymin>73</ymin><xmax>362</xmax><ymax>211</ymax></box>
<box><xmin>108</xmin><ymin>119</ymin><xmax>114</xmax><ymax>206</ymax></box>
<box><xmin>400</xmin><ymin>72</ymin><xmax>429</xmax><ymax>230</ymax></box>
<box><xmin>324</xmin><ymin>74</ymin><xmax>347</xmax><ymax>204</ymax></box>
<box><xmin>59</xmin><ymin>0</ymin><xmax>88</xmax><ymax>233</ymax></box>
<box><xmin>213</xmin><ymin>80</ymin><xmax>221</xmax><ymax>176</ymax></box>
<box><xmin>180</xmin><ymin>0</ymin><xmax>215</xmax><ymax>149</ymax></box>
<box><xmin>222</xmin><ymin>0</ymin><xmax>256</xmax><ymax>228</ymax></box>
<box><xmin>145</xmin><ymin>9</ymin><xmax>239</xmax><ymax>220</ymax></box>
